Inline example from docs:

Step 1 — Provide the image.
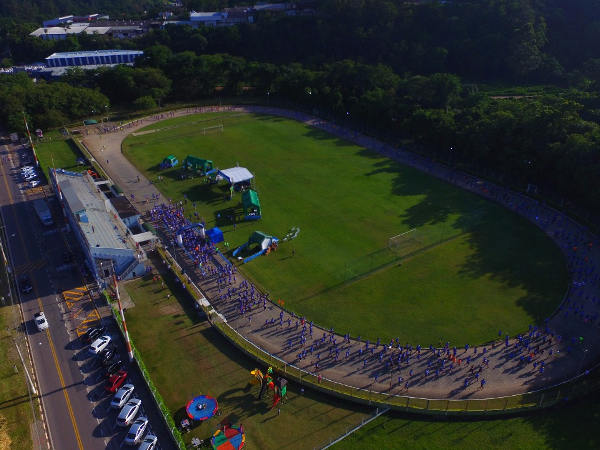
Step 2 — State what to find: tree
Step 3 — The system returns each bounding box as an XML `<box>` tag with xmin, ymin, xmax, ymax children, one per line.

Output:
<box><xmin>506</xmin><ymin>21</ymin><xmax>547</xmax><ymax>82</ymax></box>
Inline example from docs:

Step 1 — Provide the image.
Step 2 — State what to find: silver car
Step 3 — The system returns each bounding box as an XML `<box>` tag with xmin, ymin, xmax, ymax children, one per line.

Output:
<box><xmin>116</xmin><ymin>398</ymin><xmax>141</xmax><ymax>427</ymax></box>
<box><xmin>124</xmin><ymin>416</ymin><xmax>149</xmax><ymax>445</ymax></box>
<box><xmin>110</xmin><ymin>384</ymin><xmax>134</xmax><ymax>409</ymax></box>
<box><xmin>138</xmin><ymin>434</ymin><xmax>158</xmax><ymax>450</ymax></box>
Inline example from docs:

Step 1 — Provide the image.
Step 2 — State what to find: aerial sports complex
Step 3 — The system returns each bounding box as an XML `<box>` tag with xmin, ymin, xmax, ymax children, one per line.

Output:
<box><xmin>64</xmin><ymin>105</ymin><xmax>600</xmax><ymax>450</ymax></box>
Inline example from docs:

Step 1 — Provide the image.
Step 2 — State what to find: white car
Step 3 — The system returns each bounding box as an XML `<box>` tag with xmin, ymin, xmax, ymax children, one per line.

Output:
<box><xmin>125</xmin><ymin>416</ymin><xmax>149</xmax><ymax>446</ymax></box>
<box><xmin>24</xmin><ymin>173</ymin><xmax>38</xmax><ymax>182</ymax></box>
<box><xmin>110</xmin><ymin>384</ymin><xmax>135</xmax><ymax>409</ymax></box>
<box><xmin>139</xmin><ymin>434</ymin><xmax>158</xmax><ymax>450</ymax></box>
<box><xmin>20</xmin><ymin>166</ymin><xmax>34</xmax><ymax>173</ymax></box>
<box><xmin>88</xmin><ymin>335</ymin><xmax>111</xmax><ymax>355</ymax></box>
<box><xmin>33</xmin><ymin>312</ymin><xmax>49</xmax><ymax>331</ymax></box>
<box><xmin>117</xmin><ymin>399</ymin><xmax>142</xmax><ymax>427</ymax></box>
<box><xmin>29</xmin><ymin>180</ymin><xmax>40</xmax><ymax>188</ymax></box>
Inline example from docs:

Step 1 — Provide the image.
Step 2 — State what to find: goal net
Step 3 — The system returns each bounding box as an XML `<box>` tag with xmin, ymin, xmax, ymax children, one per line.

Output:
<box><xmin>526</xmin><ymin>184</ymin><xmax>538</xmax><ymax>195</ymax></box>
<box><xmin>388</xmin><ymin>229</ymin><xmax>421</xmax><ymax>254</ymax></box>
<box><xmin>203</xmin><ymin>124</ymin><xmax>223</xmax><ymax>135</ymax></box>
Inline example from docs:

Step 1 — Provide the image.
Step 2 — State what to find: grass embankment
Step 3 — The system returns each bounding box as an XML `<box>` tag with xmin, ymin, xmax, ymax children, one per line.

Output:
<box><xmin>124</xmin><ymin>271</ymin><xmax>373</xmax><ymax>449</ymax></box>
<box><xmin>0</xmin><ymin>255</ymin><xmax>34</xmax><ymax>450</ymax></box>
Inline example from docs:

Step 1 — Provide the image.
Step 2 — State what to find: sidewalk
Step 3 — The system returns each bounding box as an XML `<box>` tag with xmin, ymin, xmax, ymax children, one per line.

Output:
<box><xmin>79</xmin><ymin>107</ymin><xmax>600</xmax><ymax>402</ymax></box>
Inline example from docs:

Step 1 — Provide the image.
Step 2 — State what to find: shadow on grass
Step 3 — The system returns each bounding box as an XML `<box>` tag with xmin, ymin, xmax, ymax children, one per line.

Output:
<box><xmin>355</xmin><ymin>147</ymin><xmax>569</xmax><ymax>325</ymax></box>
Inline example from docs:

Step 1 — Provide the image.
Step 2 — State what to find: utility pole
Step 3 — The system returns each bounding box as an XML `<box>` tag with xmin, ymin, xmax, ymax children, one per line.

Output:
<box><xmin>110</xmin><ymin>261</ymin><xmax>134</xmax><ymax>362</ymax></box>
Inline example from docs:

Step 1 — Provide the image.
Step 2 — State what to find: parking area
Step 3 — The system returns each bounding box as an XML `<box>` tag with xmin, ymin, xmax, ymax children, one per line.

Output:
<box><xmin>78</xmin><ymin>329</ymin><xmax>164</xmax><ymax>449</ymax></box>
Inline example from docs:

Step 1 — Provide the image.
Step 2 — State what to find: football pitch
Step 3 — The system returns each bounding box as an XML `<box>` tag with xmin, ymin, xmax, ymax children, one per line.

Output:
<box><xmin>123</xmin><ymin>112</ymin><xmax>569</xmax><ymax>345</ymax></box>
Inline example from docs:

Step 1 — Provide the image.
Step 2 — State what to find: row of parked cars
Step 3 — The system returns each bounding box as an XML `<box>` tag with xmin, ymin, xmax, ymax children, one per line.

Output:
<box><xmin>83</xmin><ymin>326</ymin><xmax>159</xmax><ymax>449</ymax></box>
<box><xmin>19</xmin><ymin>151</ymin><xmax>40</xmax><ymax>187</ymax></box>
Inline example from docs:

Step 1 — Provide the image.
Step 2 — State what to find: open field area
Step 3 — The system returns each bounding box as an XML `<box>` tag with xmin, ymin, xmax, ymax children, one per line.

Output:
<box><xmin>124</xmin><ymin>258</ymin><xmax>600</xmax><ymax>450</ymax></box>
<box><xmin>330</xmin><ymin>396</ymin><xmax>600</xmax><ymax>450</ymax></box>
<box><xmin>0</xmin><ymin>261</ymin><xmax>34</xmax><ymax>450</ymax></box>
<box><xmin>124</xmin><ymin>271</ymin><xmax>374</xmax><ymax>449</ymax></box>
<box><xmin>122</xmin><ymin>112</ymin><xmax>569</xmax><ymax>344</ymax></box>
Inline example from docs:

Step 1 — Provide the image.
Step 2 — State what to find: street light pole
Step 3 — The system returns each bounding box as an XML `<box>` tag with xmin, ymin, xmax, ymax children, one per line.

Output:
<box><xmin>267</xmin><ymin>92</ymin><xmax>270</xmax><ymax>107</ymax></box>
<box><xmin>13</xmin><ymin>338</ymin><xmax>37</xmax><ymax>395</ymax></box>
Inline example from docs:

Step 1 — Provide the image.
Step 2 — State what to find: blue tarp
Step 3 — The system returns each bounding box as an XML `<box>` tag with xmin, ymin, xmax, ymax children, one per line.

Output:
<box><xmin>206</xmin><ymin>227</ymin><xmax>224</xmax><ymax>244</ymax></box>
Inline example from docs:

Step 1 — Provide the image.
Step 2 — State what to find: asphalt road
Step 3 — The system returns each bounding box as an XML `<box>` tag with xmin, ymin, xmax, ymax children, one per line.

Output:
<box><xmin>0</xmin><ymin>138</ymin><xmax>174</xmax><ymax>450</ymax></box>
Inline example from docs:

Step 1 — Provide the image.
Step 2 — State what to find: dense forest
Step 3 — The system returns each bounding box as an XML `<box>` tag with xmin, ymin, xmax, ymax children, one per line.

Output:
<box><xmin>1</xmin><ymin>0</ymin><xmax>600</xmax><ymax>216</ymax></box>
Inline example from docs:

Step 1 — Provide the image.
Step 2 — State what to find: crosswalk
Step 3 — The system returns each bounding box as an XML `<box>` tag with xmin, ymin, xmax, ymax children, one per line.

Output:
<box><xmin>25</xmin><ymin>186</ymin><xmax>44</xmax><ymax>195</ymax></box>
<box><xmin>13</xmin><ymin>259</ymin><xmax>47</xmax><ymax>275</ymax></box>
<box><xmin>62</xmin><ymin>284</ymin><xmax>102</xmax><ymax>339</ymax></box>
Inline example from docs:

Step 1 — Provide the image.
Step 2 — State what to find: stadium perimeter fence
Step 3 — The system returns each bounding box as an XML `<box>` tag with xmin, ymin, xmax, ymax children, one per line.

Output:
<box><xmin>156</xmin><ymin>238</ymin><xmax>600</xmax><ymax>421</ymax></box>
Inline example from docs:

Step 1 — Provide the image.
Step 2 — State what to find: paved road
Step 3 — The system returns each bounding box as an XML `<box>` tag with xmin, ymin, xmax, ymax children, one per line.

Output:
<box><xmin>0</xmin><ymin>138</ymin><xmax>175</xmax><ymax>450</ymax></box>
<box><xmin>80</xmin><ymin>106</ymin><xmax>600</xmax><ymax>402</ymax></box>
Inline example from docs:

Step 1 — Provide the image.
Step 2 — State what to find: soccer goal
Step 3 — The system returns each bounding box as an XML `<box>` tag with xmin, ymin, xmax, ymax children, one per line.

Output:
<box><xmin>388</xmin><ymin>229</ymin><xmax>421</xmax><ymax>253</ymax></box>
<box><xmin>526</xmin><ymin>184</ymin><xmax>538</xmax><ymax>195</ymax></box>
<box><xmin>203</xmin><ymin>124</ymin><xmax>223</xmax><ymax>135</ymax></box>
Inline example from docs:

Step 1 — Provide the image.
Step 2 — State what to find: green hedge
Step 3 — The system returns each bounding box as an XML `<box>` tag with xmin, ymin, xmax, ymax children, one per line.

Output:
<box><xmin>103</xmin><ymin>289</ymin><xmax>186</xmax><ymax>450</ymax></box>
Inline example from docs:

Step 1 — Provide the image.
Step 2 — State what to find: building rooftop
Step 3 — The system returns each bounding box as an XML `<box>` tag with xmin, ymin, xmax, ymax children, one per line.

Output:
<box><xmin>45</xmin><ymin>49</ymin><xmax>144</xmax><ymax>60</ymax></box>
<box><xmin>54</xmin><ymin>170</ymin><xmax>137</xmax><ymax>252</ymax></box>
<box><xmin>110</xmin><ymin>196</ymin><xmax>139</xmax><ymax>219</ymax></box>
<box><xmin>30</xmin><ymin>24</ymin><xmax>89</xmax><ymax>37</ymax></box>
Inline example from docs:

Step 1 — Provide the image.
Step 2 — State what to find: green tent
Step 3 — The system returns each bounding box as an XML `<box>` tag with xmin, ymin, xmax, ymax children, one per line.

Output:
<box><xmin>248</xmin><ymin>231</ymin><xmax>274</xmax><ymax>249</ymax></box>
<box><xmin>162</xmin><ymin>155</ymin><xmax>178</xmax><ymax>168</ymax></box>
<box><xmin>242</xmin><ymin>190</ymin><xmax>261</xmax><ymax>219</ymax></box>
<box><xmin>183</xmin><ymin>155</ymin><xmax>213</xmax><ymax>174</ymax></box>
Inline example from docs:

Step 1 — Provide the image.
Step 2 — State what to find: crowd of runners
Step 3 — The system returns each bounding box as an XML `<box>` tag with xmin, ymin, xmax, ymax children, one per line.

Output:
<box><xmin>84</xmin><ymin>104</ymin><xmax>600</xmax><ymax>400</ymax></box>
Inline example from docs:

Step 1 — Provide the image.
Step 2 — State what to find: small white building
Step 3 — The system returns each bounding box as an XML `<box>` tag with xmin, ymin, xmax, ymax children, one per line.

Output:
<box><xmin>30</xmin><ymin>23</ymin><xmax>90</xmax><ymax>41</ymax></box>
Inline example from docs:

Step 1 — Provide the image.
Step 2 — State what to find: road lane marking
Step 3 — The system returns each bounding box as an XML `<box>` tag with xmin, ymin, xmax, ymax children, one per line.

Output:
<box><xmin>46</xmin><ymin>326</ymin><xmax>85</xmax><ymax>450</ymax></box>
<box><xmin>2</xmin><ymin>169</ymin><xmax>85</xmax><ymax>450</ymax></box>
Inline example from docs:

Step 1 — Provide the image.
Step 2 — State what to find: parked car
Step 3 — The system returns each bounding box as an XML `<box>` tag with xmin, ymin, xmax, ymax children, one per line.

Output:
<box><xmin>88</xmin><ymin>335</ymin><xmax>111</xmax><ymax>355</ymax></box>
<box><xmin>63</xmin><ymin>251</ymin><xmax>74</xmax><ymax>263</ymax></box>
<box><xmin>82</xmin><ymin>325</ymin><xmax>105</xmax><ymax>344</ymax></box>
<box><xmin>117</xmin><ymin>399</ymin><xmax>142</xmax><ymax>427</ymax></box>
<box><xmin>29</xmin><ymin>180</ymin><xmax>40</xmax><ymax>188</ymax></box>
<box><xmin>138</xmin><ymin>434</ymin><xmax>158</xmax><ymax>450</ymax></box>
<box><xmin>98</xmin><ymin>347</ymin><xmax>118</xmax><ymax>366</ymax></box>
<box><xmin>110</xmin><ymin>384</ymin><xmax>135</xmax><ymax>409</ymax></box>
<box><xmin>103</xmin><ymin>359</ymin><xmax>123</xmax><ymax>378</ymax></box>
<box><xmin>33</xmin><ymin>312</ymin><xmax>49</xmax><ymax>331</ymax></box>
<box><xmin>20</xmin><ymin>276</ymin><xmax>33</xmax><ymax>293</ymax></box>
<box><xmin>125</xmin><ymin>416</ymin><xmax>149</xmax><ymax>446</ymax></box>
<box><xmin>24</xmin><ymin>173</ymin><xmax>37</xmax><ymax>182</ymax></box>
<box><xmin>104</xmin><ymin>370</ymin><xmax>128</xmax><ymax>393</ymax></box>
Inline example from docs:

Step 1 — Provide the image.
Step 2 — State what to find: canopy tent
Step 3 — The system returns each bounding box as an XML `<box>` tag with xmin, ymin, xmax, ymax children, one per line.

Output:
<box><xmin>161</xmin><ymin>155</ymin><xmax>178</xmax><ymax>168</ymax></box>
<box><xmin>248</xmin><ymin>231</ymin><xmax>276</xmax><ymax>250</ymax></box>
<box><xmin>218</xmin><ymin>167</ymin><xmax>253</xmax><ymax>185</ymax></box>
<box><xmin>242</xmin><ymin>190</ymin><xmax>261</xmax><ymax>220</ymax></box>
<box><xmin>83</xmin><ymin>119</ymin><xmax>98</xmax><ymax>125</ymax></box>
<box><xmin>183</xmin><ymin>155</ymin><xmax>213</xmax><ymax>175</ymax></box>
<box><xmin>206</xmin><ymin>227</ymin><xmax>224</xmax><ymax>244</ymax></box>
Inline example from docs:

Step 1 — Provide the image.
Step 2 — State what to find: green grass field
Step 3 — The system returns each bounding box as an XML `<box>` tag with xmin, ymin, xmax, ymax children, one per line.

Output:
<box><xmin>124</xmin><ymin>261</ymin><xmax>600</xmax><ymax>450</ymax></box>
<box><xmin>0</xmin><ymin>259</ymin><xmax>35</xmax><ymax>450</ymax></box>
<box><xmin>330</xmin><ymin>398</ymin><xmax>600</xmax><ymax>450</ymax></box>
<box><xmin>124</xmin><ymin>270</ymin><xmax>373</xmax><ymax>450</ymax></box>
<box><xmin>122</xmin><ymin>113</ymin><xmax>569</xmax><ymax>344</ymax></box>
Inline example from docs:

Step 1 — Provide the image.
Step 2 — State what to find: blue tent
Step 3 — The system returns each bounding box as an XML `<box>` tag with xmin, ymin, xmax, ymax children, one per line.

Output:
<box><xmin>206</xmin><ymin>227</ymin><xmax>224</xmax><ymax>244</ymax></box>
